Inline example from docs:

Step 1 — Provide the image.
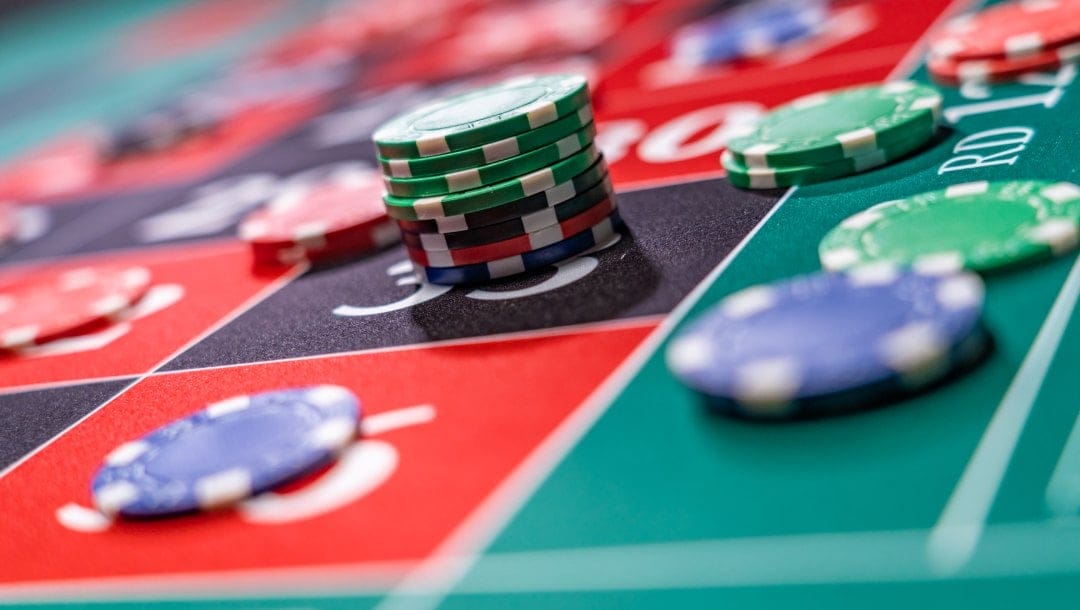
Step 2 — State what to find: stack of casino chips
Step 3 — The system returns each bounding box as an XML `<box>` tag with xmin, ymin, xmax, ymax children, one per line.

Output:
<box><xmin>926</xmin><ymin>0</ymin><xmax>1080</xmax><ymax>86</ymax></box>
<box><xmin>372</xmin><ymin>74</ymin><xmax>618</xmax><ymax>285</ymax></box>
<box><xmin>722</xmin><ymin>81</ymin><xmax>944</xmax><ymax>190</ymax></box>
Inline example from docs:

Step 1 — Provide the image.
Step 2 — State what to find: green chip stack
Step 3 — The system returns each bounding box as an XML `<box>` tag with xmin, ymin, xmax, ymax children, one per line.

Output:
<box><xmin>372</xmin><ymin>74</ymin><xmax>618</xmax><ymax>285</ymax></box>
<box><xmin>723</xmin><ymin>81</ymin><xmax>943</xmax><ymax>189</ymax></box>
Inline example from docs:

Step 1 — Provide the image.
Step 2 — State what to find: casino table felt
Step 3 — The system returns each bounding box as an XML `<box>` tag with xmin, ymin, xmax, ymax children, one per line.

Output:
<box><xmin>0</xmin><ymin>1</ymin><xmax>1078</xmax><ymax>609</ymax></box>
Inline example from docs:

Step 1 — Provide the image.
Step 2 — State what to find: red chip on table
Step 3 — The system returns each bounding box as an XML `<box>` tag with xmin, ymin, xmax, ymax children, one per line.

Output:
<box><xmin>928</xmin><ymin>41</ymin><xmax>1080</xmax><ymax>85</ymax></box>
<box><xmin>929</xmin><ymin>0</ymin><xmax>1080</xmax><ymax>61</ymax></box>
<box><xmin>0</xmin><ymin>265</ymin><xmax>151</xmax><ymax>350</ymax></box>
<box><xmin>238</xmin><ymin>168</ymin><xmax>401</xmax><ymax>266</ymax></box>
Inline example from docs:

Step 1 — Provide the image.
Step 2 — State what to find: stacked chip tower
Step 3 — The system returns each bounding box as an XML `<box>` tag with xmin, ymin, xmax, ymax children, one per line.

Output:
<box><xmin>372</xmin><ymin>74</ymin><xmax>617</xmax><ymax>285</ymax></box>
<box><xmin>722</xmin><ymin>81</ymin><xmax>943</xmax><ymax>190</ymax></box>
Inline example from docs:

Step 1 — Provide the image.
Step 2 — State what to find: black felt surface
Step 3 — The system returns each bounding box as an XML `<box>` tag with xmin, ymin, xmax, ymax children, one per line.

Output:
<box><xmin>162</xmin><ymin>178</ymin><xmax>779</xmax><ymax>369</ymax></box>
<box><xmin>0</xmin><ymin>378</ymin><xmax>135</xmax><ymax>470</ymax></box>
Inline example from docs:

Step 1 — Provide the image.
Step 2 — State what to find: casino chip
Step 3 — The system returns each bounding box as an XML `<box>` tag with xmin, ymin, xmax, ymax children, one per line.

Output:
<box><xmin>395</xmin><ymin>158</ymin><xmax>608</xmax><ymax>234</ymax></box>
<box><xmin>417</xmin><ymin>211</ymin><xmax>622</xmax><ymax>285</ymax></box>
<box><xmin>672</xmin><ymin>0</ymin><xmax>828</xmax><ymax>65</ymax></box>
<box><xmin>375</xmin><ymin>74</ymin><xmax>618</xmax><ymax>285</ymax></box>
<box><xmin>405</xmin><ymin>193</ymin><xmax>616</xmax><ymax>267</ymax></box>
<box><xmin>91</xmin><ymin>386</ymin><xmax>360</xmax><ymax>518</ymax></box>
<box><xmin>929</xmin><ymin>0</ymin><xmax>1080</xmax><ymax>61</ymax></box>
<box><xmin>401</xmin><ymin>174</ymin><xmax>613</xmax><ymax>251</ymax></box>
<box><xmin>666</xmin><ymin>265</ymin><xmax>987</xmax><ymax>419</ymax></box>
<box><xmin>928</xmin><ymin>42</ymin><xmax>1080</xmax><ymax>86</ymax></box>
<box><xmin>373</xmin><ymin>74</ymin><xmax>590</xmax><ymax>158</ymax></box>
<box><xmin>379</xmin><ymin>104</ymin><xmax>594</xmax><ymax>178</ymax></box>
<box><xmin>384</xmin><ymin>123</ymin><xmax>596</xmax><ymax>197</ymax></box>
<box><xmin>239</xmin><ymin>168</ymin><xmax>401</xmax><ymax>266</ymax></box>
<box><xmin>721</xmin><ymin>128</ymin><xmax>933</xmax><ymax>189</ymax></box>
<box><xmin>725</xmin><ymin>81</ymin><xmax>942</xmax><ymax>169</ymax></box>
<box><xmin>383</xmin><ymin>144</ymin><xmax>601</xmax><ymax>220</ymax></box>
<box><xmin>0</xmin><ymin>265</ymin><xmax>151</xmax><ymax>350</ymax></box>
<box><xmin>819</xmin><ymin>180</ymin><xmax>1080</xmax><ymax>273</ymax></box>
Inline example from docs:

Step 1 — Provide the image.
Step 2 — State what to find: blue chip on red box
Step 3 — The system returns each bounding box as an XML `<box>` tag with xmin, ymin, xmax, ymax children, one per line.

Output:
<box><xmin>90</xmin><ymin>386</ymin><xmax>360</xmax><ymax>518</ymax></box>
<box><xmin>672</xmin><ymin>0</ymin><xmax>828</xmax><ymax>66</ymax></box>
<box><xmin>665</xmin><ymin>264</ymin><xmax>988</xmax><ymax>419</ymax></box>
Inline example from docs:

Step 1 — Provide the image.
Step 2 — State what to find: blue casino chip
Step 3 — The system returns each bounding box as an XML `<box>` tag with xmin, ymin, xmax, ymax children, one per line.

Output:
<box><xmin>672</xmin><ymin>0</ymin><xmax>828</xmax><ymax>65</ymax></box>
<box><xmin>91</xmin><ymin>386</ymin><xmax>361</xmax><ymax>517</ymax></box>
<box><xmin>666</xmin><ymin>265</ymin><xmax>987</xmax><ymax>419</ymax></box>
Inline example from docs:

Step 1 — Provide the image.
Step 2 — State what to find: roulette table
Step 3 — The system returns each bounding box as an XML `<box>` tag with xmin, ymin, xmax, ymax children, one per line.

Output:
<box><xmin>0</xmin><ymin>0</ymin><xmax>1078</xmax><ymax>608</ymax></box>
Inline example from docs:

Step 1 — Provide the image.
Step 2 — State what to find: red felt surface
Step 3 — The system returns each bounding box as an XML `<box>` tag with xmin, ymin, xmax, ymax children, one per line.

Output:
<box><xmin>0</xmin><ymin>241</ymin><xmax>293</xmax><ymax>389</ymax></box>
<box><xmin>0</xmin><ymin>322</ymin><xmax>653</xmax><ymax>584</ymax></box>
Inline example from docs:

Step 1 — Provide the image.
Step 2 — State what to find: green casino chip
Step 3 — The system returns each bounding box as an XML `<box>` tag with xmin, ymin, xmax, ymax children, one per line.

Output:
<box><xmin>379</xmin><ymin>105</ymin><xmax>594</xmax><ymax>178</ymax></box>
<box><xmin>722</xmin><ymin>128</ymin><xmax>933</xmax><ymax>189</ymax></box>
<box><xmin>819</xmin><ymin>180</ymin><xmax>1080</xmax><ymax>273</ymax></box>
<box><xmin>383</xmin><ymin>145</ymin><xmax>601</xmax><ymax>221</ymax></box>
<box><xmin>383</xmin><ymin>123</ymin><xmax>595</xmax><ymax>197</ymax></box>
<box><xmin>726</xmin><ymin>81</ymin><xmax>942</xmax><ymax>169</ymax></box>
<box><xmin>373</xmin><ymin>74</ymin><xmax>590</xmax><ymax>159</ymax></box>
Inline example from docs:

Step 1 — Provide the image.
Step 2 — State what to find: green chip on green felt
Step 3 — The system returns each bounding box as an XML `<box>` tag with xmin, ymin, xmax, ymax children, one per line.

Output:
<box><xmin>819</xmin><ymin>180</ymin><xmax>1080</xmax><ymax>273</ymax></box>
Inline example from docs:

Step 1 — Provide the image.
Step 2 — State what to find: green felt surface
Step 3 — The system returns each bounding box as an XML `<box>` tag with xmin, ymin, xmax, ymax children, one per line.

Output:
<box><xmin>447</xmin><ymin>59</ymin><xmax>1080</xmax><ymax>610</ymax></box>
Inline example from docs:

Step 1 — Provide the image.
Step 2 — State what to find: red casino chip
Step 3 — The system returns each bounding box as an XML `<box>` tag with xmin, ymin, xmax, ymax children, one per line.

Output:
<box><xmin>238</xmin><ymin>169</ymin><xmax>402</xmax><ymax>266</ymax></box>
<box><xmin>928</xmin><ymin>41</ymin><xmax>1080</xmax><ymax>85</ymax></box>
<box><xmin>929</xmin><ymin>0</ymin><xmax>1080</xmax><ymax>61</ymax></box>
<box><xmin>406</xmin><ymin>194</ymin><xmax>616</xmax><ymax>268</ymax></box>
<box><xmin>0</xmin><ymin>265</ymin><xmax>152</xmax><ymax>350</ymax></box>
<box><xmin>248</xmin><ymin>218</ymin><xmax>401</xmax><ymax>266</ymax></box>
